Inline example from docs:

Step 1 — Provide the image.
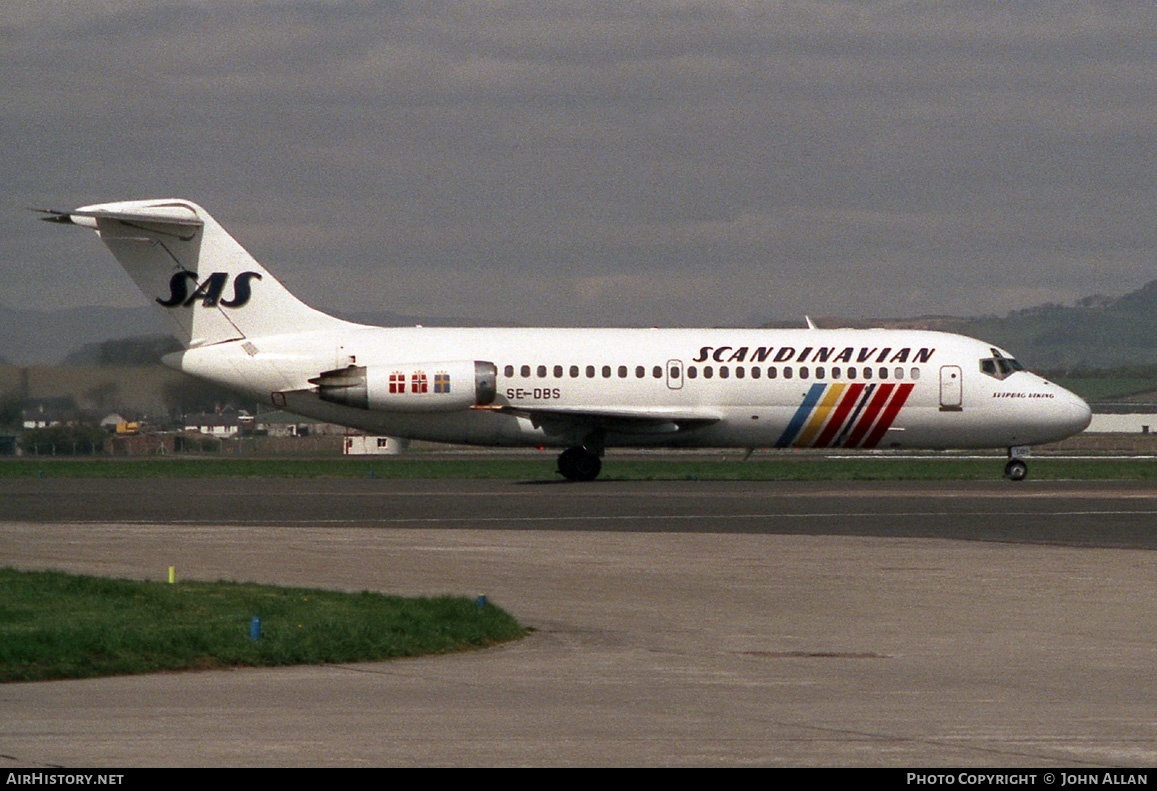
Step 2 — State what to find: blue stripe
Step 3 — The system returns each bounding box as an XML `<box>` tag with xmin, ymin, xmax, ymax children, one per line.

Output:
<box><xmin>774</xmin><ymin>383</ymin><xmax>827</xmax><ymax>448</ymax></box>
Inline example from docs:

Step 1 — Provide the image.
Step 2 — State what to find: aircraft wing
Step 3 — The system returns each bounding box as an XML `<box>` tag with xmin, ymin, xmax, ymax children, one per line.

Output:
<box><xmin>484</xmin><ymin>405</ymin><xmax>720</xmax><ymax>437</ymax></box>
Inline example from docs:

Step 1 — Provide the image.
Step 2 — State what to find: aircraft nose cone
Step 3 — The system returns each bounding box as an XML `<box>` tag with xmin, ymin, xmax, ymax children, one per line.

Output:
<box><xmin>1044</xmin><ymin>385</ymin><xmax>1092</xmax><ymax>440</ymax></box>
<box><xmin>1063</xmin><ymin>391</ymin><xmax>1093</xmax><ymax>435</ymax></box>
<box><xmin>1026</xmin><ymin>379</ymin><xmax>1091</xmax><ymax>444</ymax></box>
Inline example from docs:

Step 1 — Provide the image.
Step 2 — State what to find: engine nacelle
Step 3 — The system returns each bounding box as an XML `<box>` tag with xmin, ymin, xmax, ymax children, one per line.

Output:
<box><xmin>311</xmin><ymin>360</ymin><xmax>497</xmax><ymax>412</ymax></box>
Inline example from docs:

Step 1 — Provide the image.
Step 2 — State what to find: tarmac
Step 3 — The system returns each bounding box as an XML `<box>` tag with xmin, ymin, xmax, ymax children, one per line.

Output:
<box><xmin>2</xmin><ymin>478</ymin><xmax>1155</xmax><ymax>766</ymax></box>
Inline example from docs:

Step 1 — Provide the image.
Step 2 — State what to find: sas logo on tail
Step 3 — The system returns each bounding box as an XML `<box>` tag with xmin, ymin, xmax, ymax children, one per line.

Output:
<box><xmin>157</xmin><ymin>271</ymin><xmax>262</xmax><ymax>309</ymax></box>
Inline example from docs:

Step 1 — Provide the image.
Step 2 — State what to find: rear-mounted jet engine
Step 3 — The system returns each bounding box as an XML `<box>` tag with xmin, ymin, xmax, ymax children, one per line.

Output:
<box><xmin>311</xmin><ymin>361</ymin><xmax>497</xmax><ymax>412</ymax></box>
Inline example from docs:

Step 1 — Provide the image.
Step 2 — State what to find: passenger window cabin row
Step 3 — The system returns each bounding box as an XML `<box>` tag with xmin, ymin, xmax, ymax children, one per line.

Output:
<box><xmin>687</xmin><ymin>365</ymin><xmax>920</xmax><ymax>381</ymax></box>
<box><xmin>504</xmin><ymin>365</ymin><xmax>664</xmax><ymax>379</ymax></box>
<box><xmin>501</xmin><ymin>364</ymin><xmax>922</xmax><ymax>382</ymax></box>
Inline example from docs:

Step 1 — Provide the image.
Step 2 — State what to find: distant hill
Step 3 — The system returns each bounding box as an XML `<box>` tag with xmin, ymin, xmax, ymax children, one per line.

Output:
<box><xmin>0</xmin><ymin>303</ymin><xmax>167</xmax><ymax>365</ymax></box>
<box><xmin>336</xmin><ymin>309</ymin><xmax>499</xmax><ymax>328</ymax></box>
<box><xmin>930</xmin><ymin>279</ymin><xmax>1157</xmax><ymax>371</ymax></box>
<box><xmin>6</xmin><ymin>278</ymin><xmax>1156</xmax><ymax>371</ymax></box>
<box><xmin>795</xmin><ymin>279</ymin><xmax>1157</xmax><ymax>371</ymax></box>
<box><xmin>952</xmin><ymin>281</ymin><xmax>1157</xmax><ymax>370</ymax></box>
<box><xmin>61</xmin><ymin>335</ymin><xmax>183</xmax><ymax>367</ymax></box>
<box><xmin>0</xmin><ymin>303</ymin><xmax>485</xmax><ymax>365</ymax></box>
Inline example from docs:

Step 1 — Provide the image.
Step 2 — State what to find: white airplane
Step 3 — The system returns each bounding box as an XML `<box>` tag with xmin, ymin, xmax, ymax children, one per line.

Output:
<box><xmin>40</xmin><ymin>198</ymin><xmax>1092</xmax><ymax>481</ymax></box>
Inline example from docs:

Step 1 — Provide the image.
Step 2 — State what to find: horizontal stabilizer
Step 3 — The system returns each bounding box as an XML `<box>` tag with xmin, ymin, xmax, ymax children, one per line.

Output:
<box><xmin>32</xmin><ymin>209</ymin><xmax>76</xmax><ymax>224</ymax></box>
<box><xmin>34</xmin><ymin>202</ymin><xmax>203</xmax><ymax>230</ymax></box>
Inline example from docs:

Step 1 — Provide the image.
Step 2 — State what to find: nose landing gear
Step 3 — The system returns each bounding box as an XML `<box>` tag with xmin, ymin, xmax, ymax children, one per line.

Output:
<box><xmin>1004</xmin><ymin>447</ymin><xmax>1030</xmax><ymax>481</ymax></box>
<box><xmin>1004</xmin><ymin>458</ymin><xmax>1028</xmax><ymax>481</ymax></box>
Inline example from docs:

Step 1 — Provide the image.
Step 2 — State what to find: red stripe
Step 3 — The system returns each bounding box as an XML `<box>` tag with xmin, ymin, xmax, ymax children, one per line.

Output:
<box><xmin>862</xmin><ymin>383</ymin><xmax>916</xmax><ymax>449</ymax></box>
<box><xmin>813</xmin><ymin>383</ymin><xmax>865</xmax><ymax>448</ymax></box>
<box><xmin>843</xmin><ymin>383</ymin><xmax>895</xmax><ymax>448</ymax></box>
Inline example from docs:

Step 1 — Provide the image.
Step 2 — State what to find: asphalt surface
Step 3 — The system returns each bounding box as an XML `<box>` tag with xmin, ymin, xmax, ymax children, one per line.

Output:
<box><xmin>2</xmin><ymin>478</ymin><xmax>1155</xmax><ymax>766</ymax></box>
<box><xmin>3</xmin><ymin>477</ymin><xmax>1157</xmax><ymax>547</ymax></box>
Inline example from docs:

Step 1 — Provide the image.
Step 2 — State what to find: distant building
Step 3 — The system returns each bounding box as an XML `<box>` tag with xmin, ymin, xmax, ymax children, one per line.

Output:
<box><xmin>1087</xmin><ymin>414</ymin><xmax>1157</xmax><ymax>434</ymax></box>
<box><xmin>344</xmin><ymin>436</ymin><xmax>408</xmax><ymax>455</ymax></box>
<box><xmin>254</xmin><ymin>410</ymin><xmax>349</xmax><ymax>437</ymax></box>
<box><xmin>1086</xmin><ymin>401</ymin><xmax>1157</xmax><ymax>433</ymax></box>
<box><xmin>183</xmin><ymin>410</ymin><xmax>250</xmax><ymax>437</ymax></box>
<box><xmin>21</xmin><ymin>397</ymin><xmax>79</xmax><ymax>429</ymax></box>
<box><xmin>99</xmin><ymin>412</ymin><xmax>128</xmax><ymax>430</ymax></box>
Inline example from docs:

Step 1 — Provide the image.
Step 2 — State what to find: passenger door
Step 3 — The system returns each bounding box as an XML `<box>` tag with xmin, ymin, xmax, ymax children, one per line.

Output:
<box><xmin>940</xmin><ymin>365</ymin><xmax>963</xmax><ymax>411</ymax></box>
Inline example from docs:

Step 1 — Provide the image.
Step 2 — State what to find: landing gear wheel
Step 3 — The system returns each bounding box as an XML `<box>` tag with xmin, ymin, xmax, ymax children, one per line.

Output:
<box><xmin>558</xmin><ymin>447</ymin><xmax>602</xmax><ymax>482</ymax></box>
<box><xmin>1004</xmin><ymin>459</ymin><xmax>1028</xmax><ymax>481</ymax></box>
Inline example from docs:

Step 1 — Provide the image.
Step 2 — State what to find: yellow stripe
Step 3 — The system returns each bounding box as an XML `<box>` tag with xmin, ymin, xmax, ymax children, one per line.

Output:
<box><xmin>794</xmin><ymin>384</ymin><xmax>846</xmax><ymax>447</ymax></box>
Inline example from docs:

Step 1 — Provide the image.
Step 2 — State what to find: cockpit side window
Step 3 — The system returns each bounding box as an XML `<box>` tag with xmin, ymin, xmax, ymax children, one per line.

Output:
<box><xmin>979</xmin><ymin>349</ymin><xmax>1025</xmax><ymax>381</ymax></box>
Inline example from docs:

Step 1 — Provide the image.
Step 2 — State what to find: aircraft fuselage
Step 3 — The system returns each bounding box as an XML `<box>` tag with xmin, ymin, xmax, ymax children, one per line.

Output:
<box><xmin>42</xmin><ymin>198</ymin><xmax>1092</xmax><ymax>480</ymax></box>
<box><xmin>167</xmin><ymin>325</ymin><xmax>1091</xmax><ymax>452</ymax></box>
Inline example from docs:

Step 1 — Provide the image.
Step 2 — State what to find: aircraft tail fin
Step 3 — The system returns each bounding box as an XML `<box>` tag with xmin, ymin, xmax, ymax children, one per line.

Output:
<box><xmin>40</xmin><ymin>199</ymin><xmax>353</xmax><ymax>348</ymax></box>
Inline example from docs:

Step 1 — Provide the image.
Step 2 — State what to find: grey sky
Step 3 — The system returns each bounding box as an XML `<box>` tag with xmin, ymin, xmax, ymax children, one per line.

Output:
<box><xmin>2</xmin><ymin>1</ymin><xmax>1153</xmax><ymax>329</ymax></box>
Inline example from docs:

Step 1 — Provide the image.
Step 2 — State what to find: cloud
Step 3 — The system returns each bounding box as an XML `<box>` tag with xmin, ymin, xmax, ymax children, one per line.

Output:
<box><xmin>2</xmin><ymin>0</ymin><xmax>1154</xmax><ymax>328</ymax></box>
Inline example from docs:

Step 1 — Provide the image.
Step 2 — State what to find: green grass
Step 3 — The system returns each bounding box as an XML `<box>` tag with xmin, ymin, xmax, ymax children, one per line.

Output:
<box><xmin>0</xmin><ymin>455</ymin><xmax>1154</xmax><ymax>480</ymax></box>
<box><xmin>0</xmin><ymin>569</ymin><xmax>525</xmax><ymax>683</ymax></box>
<box><xmin>0</xmin><ymin>458</ymin><xmax>548</xmax><ymax>479</ymax></box>
<box><xmin>1049</xmin><ymin>376</ymin><xmax>1157</xmax><ymax>401</ymax></box>
<box><xmin>605</xmin><ymin>458</ymin><xmax>1157</xmax><ymax>481</ymax></box>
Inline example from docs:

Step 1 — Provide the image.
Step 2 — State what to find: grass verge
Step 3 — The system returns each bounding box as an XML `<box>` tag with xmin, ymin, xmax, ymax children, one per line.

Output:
<box><xmin>604</xmin><ymin>458</ymin><xmax>1157</xmax><ymax>481</ymax></box>
<box><xmin>0</xmin><ymin>456</ymin><xmax>1155</xmax><ymax>480</ymax></box>
<box><xmin>0</xmin><ymin>568</ymin><xmax>525</xmax><ymax>683</ymax></box>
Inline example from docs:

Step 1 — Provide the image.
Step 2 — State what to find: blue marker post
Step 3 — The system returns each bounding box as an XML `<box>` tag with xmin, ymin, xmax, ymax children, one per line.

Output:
<box><xmin>249</xmin><ymin>616</ymin><xmax>262</xmax><ymax>641</ymax></box>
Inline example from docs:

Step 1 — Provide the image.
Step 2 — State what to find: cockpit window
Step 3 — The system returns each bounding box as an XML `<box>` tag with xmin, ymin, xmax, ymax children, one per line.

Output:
<box><xmin>979</xmin><ymin>349</ymin><xmax>1025</xmax><ymax>380</ymax></box>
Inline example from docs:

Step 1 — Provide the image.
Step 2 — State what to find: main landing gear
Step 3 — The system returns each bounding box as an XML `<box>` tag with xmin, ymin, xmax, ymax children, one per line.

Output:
<box><xmin>1003</xmin><ymin>447</ymin><xmax>1029</xmax><ymax>481</ymax></box>
<box><xmin>557</xmin><ymin>447</ymin><xmax>602</xmax><ymax>482</ymax></box>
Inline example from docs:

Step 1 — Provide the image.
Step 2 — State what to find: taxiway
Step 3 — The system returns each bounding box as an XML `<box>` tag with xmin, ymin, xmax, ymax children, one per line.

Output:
<box><xmin>2</xmin><ymin>479</ymin><xmax>1154</xmax><ymax>766</ymax></box>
